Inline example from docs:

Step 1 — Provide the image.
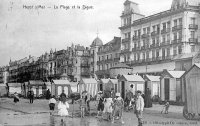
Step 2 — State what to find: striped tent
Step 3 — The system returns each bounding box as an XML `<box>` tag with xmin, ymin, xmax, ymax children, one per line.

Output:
<box><xmin>78</xmin><ymin>78</ymin><xmax>98</xmax><ymax>97</ymax></box>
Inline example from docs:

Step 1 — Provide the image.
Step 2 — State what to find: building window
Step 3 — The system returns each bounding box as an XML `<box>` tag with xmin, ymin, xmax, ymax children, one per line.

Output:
<box><xmin>174</xmin><ymin>19</ymin><xmax>177</xmax><ymax>26</ymax></box>
<box><xmin>152</xmin><ymin>50</ymin><xmax>155</xmax><ymax>58</ymax></box>
<box><xmin>178</xmin><ymin>45</ymin><xmax>182</xmax><ymax>54</ymax></box>
<box><xmin>179</xmin><ymin>18</ymin><xmax>182</xmax><ymax>25</ymax></box>
<box><xmin>190</xmin><ymin>31</ymin><xmax>195</xmax><ymax>38</ymax></box>
<box><xmin>173</xmin><ymin>46</ymin><xmax>177</xmax><ymax>56</ymax></box>
<box><xmin>147</xmin><ymin>27</ymin><xmax>150</xmax><ymax>34</ymax></box>
<box><xmin>152</xmin><ymin>38</ymin><xmax>155</xmax><ymax>45</ymax></box>
<box><xmin>143</xmin><ymin>28</ymin><xmax>146</xmax><ymax>34</ymax></box>
<box><xmin>162</xmin><ymin>48</ymin><xmax>165</xmax><ymax>58</ymax></box>
<box><xmin>156</xmin><ymin>37</ymin><xmax>159</xmax><ymax>44</ymax></box>
<box><xmin>162</xmin><ymin>23</ymin><xmax>166</xmax><ymax>30</ymax></box>
<box><xmin>157</xmin><ymin>24</ymin><xmax>160</xmax><ymax>32</ymax></box>
<box><xmin>143</xmin><ymin>52</ymin><xmax>145</xmax><ymax>60</ymax></box>
<box><xmin>137</xmin><ymin>53</ymin><xmax>140</xmax><ymax>61</ymax></box>
<box><xmin>162</xmin><ymin>35</ymin><xmax>166</xmax><ymax>43</ymax></box>
<box><xmin>167</xmin><ymin>21</ymin><xmax>171</xmax><ymax>28</ymax></box>
<box><xmin>167</xmin><ymin>48</ymin><xmax>170</xmax><ymax>56</ymax></box>
<box><xmin>191</xmin><ymin>45</ymin><xmax>195</xmax><ymax>52</ymax></box>
<box><xmin>178</xmin><ymin>31</ymin><xmax>182</xmax><ymax>39</ymax></box>
<box><xmin>146</xmin><ymin>51</ymin><xmax>149</xmax><ymax>59</ymax></box>
<box><xmin>65</xmin><ymin>69</ymin><xmax>66</xmax><ymax>73</ymax></box>
<box><xmin>152</xmin><ymin>26</ymin><xmax>156</xmax><ymax>32</ymax></box>
<box><xmin>138</xmin><ymin>29</ymin><xmax>141</xmax><ymax>37</ymax></box>
<box><xmin>156</xmin><ymin>49</ymin><xmax>159</xmax><ymax>58</ymax></box>
<box><xmin>191</xmin><ymin>18</ymin><xmax>196</xmax><ymax>24</ymax></box>
<box><xmin>173</xmin><ymin>33</ymin><xmax>177</xmax><ymax>40</ymax></box>
<box><xmin>99</xmin><ymin>56</ymin><xmax>101</xmax><ymax>61</ymax></box>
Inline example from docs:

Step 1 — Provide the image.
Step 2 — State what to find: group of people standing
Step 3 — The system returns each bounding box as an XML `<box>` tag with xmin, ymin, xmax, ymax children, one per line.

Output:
<box><xmin>96</xmin><ymin>90</ymin><xmax>144</xmax><ymax>126</ymax></box>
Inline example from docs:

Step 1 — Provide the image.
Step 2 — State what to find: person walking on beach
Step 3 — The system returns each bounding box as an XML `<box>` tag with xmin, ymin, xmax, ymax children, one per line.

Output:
<box><xmin>29</xmin><ymin>88</ymin><xmax>34</xmax><ymax>104</ymax></box>
<box><xmin>135</xmin><ymin>90</ymin><xmax>144</xmax><ymax>126</ymax></box>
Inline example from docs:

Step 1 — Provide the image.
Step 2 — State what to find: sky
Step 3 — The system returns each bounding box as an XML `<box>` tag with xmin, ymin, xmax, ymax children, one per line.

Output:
<box><xmin>0</xmin><ymin>0</ymin><xmax>173</xmax><ymax>66</ymax></box>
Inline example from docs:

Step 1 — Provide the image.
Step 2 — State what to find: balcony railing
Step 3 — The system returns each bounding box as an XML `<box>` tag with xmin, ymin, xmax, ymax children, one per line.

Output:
<box><xmin>114</xmin><ymin>58</ymin><xmax>120</xmax><ymax>62</ymax></box>
<box><xmin>171</xmin><ymin>39</ymin><xmax>182</xmax><ymax>44</ymax></box>
<box><xmin>156</xmin><ymin>43</ymin><xmax>160</xmax><ymax>47</ymax></box>
<box><xmin>122</xmin><ymin>38</ymin><xmax>131</xmax><ymax>43</ymax></box>
<box><xmin>189</xmin><ymin>38</ymin><xmax>198</xmax><ymax>43</ymax></box>
<box><xmin>132</xmin><ymin>36</ymin><xmax>140</xmax><ymax>41</ymax></box>
<box><xmin>141</xmin><ymin>34</ymin><xmax>150</xmax><ymax>38</ymax></box>
<box><xmin>121</xmin><ymin>48</ymin><xmax>130</xmax><ymax>53</ymax></box>
<box><xmin>172</xmin><ymin>25</ymin><xmax>182</xmax><ymax>31</ymax></box>
<box><xmin>141</xmin><ymin>46</ymin><xmax>145</xmax><ymax>50</ymax></box>
<box><xmin>151</xmin><ymin>31</ymin><xmax>159</xmax><ymax>36</ymax></box>
<box><xmin>81</xmin><ymin>63</ymin><xmax>90</xmax><ymax>67</ymax></box>
<box><xmin>150</xmin><ymin>44</ymin><xmax>156</xmax><ymax>48</ymax></box>
<box><xmin>189</xmin><ymin>24</ymin><xmax>198</xmax><ymax>30</ymax></box>
<box><xmin>161</xmin><ymin>28</ymin><xmax>171</xmax><ymax>34</ymax></box>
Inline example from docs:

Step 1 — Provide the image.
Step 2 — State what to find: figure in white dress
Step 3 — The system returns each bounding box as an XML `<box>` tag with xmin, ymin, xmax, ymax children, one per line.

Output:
<box><xmin>58</xmin><ymin>95</ymin><xmax>69</xmax><ymax>116</ymax></box>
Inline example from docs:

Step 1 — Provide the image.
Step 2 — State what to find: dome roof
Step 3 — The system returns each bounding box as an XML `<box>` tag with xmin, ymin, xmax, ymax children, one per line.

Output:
<box><xmin>90</xmin><ymin>37</ymin><xmax>103</xmax><ymax>47</ymax></box>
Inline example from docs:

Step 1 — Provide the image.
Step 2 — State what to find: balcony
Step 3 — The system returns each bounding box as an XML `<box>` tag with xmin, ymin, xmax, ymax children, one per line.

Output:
<box><xmin>81</xmin><ymin>63</ymin><xmax>89</xmax><ymax>67</ymax></box>
<box><xmin>150</xmin><ymin>44</ymin><xmax>156</xmax><ymax>48</ymax></box>
<box><xmin>136</xmin><ymin>47</ymin><xmax>141</xmax><ymax>51</ymax></box>
<box><xmin>132</xmin><ymin>36</ymin><xmax>140</xmax><ymax>41</ymax></box>
<box><xmin>81</xmin><ymin>72</ymin><xmax>90</xmax><ymax>76</ymax></box>
<box><xmin>105</xmin><ymin>59</ymin><xmax>113</xmax><ymax>63</ymax></box>
<box><xmin>189</xmin><ymin>38</ymin><xmax>198</xmax><ymax>44</ymax></box>
<box><xmin>114</xmin><ymin>58</ymin><xmax>120</xmax><ymax>62</ymax></box>
<box><xmin>189</xmin><ymin>24</ymin><xmax>198</xmax><ymax>30</ymax></box>
<box><xmin>151</xmin><ymin>31</ymin><xmax>159</xmax><ymax>36</ymax></box>
<box><xmin>172</xmin><ymin>25</ymin><xmax>182</xmax><ymax>31</ymax></box>
<box><xmin>141</xmin><ymin>46</ymin><xmax>145</xmax><ymax>50</ymax></box>
<box><xmin>171</xmin><ymin>39</ymin><xmax>182</xmax><ymax>44</ymax></box>
<box><xmin>156</xmin><ymin>43</ymin><xmax>160</xmax><ymax>47</ymax></box>
<box><xmin>122</xmin><ymin>38</ymin><xmax>131</xmax><ymax>43</ymax></box>
<box><xmin>121</xmin><ymin>48</ymin><xmax>130</xmax><ymax>53</ymax></box>
<box><xmin>161</xmin><ymin>28</ymin><xmax>171</xmax><ymax>34</ymax></box>
<box><xmin>141</xmin><ymin>34</ymin><xmax>150</xmax><ymax>38</ymax></box>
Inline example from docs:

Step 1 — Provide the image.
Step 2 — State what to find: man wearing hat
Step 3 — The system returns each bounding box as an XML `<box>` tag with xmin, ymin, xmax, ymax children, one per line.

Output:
<box><xmin>135</xmin><ymin>90</ymin><xmax>144</xmax><ymax>126</ymax></box>
<box><xmin>112</xmin><ymin>92</ymin><xmax>124</xmax><ymax>124</ymax></box>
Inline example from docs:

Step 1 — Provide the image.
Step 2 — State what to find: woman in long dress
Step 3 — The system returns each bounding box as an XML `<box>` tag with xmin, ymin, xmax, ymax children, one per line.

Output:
<box><xmin>58</xmin><ymin>95</ymin><xmax>69</xmax><ymax>116</ymax></box>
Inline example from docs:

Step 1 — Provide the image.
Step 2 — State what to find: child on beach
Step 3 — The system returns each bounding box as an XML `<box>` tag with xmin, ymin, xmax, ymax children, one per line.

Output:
<box><xmin>58</xmin><ymin>94</ymin><xmax>69</xmax><ymax>116</ymax></box>
<box><xmin>112</xmin><ymin>93</ymin><xmax>124</xmax><ymax>124</ymax></box>
<box><xmin>49</xmin><ymin>95</ymin><xmax>56</xmax><ymax>112</ymax></box>
<box><xmin>161</xmin><ymin>100</ymin><xmax>170</xmax><ymax>114</ymax></box>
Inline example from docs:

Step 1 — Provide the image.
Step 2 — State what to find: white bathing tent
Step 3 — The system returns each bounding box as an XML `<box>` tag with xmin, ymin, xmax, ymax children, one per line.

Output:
<box><xmin>78</xmin><ymin>78</ymin><xmax>98</xmax><ymax>97</ymax></box>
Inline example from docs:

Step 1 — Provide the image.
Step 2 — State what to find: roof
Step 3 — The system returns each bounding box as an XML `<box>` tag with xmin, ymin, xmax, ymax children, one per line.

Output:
<box><xmin>121</xmin><ymin>74</ymin><xmax>145</xmax><ymax>82</ymax></box>
<box><xmin>8</xmin><ymin>83</ymin><xmax>21</xmax><ymax>87</ymax></box>
<box><xmin>145</xmin><ymin>75</ymin><xmax>160</xmax><ymax>82</ymax></box>
<box><xmin>81</xmin><ymin>78</ymin><xmax>98</xmax><ymax>84</ymax></box>
<box><xmin>181</xmin><ymin>63</ymin><xmax>200</xmax><ymax>78</ymax></box>
<box><xmin>109</xmin><ymin>79</ymin><xmax>118</xmax><ymax>84</ymax></box>
<box><xmin>173</xmin><ymin>52</ymin><xmax>197</xmax><ymax>61</ymax></box>
<box><xmin>52</xmin><ymin>80</ymin><xmax>70</xmax><ymax>85</ymax></box>
<box><xmin>100</xmin><ymin>79</ymin><xmax>110</xmax><ymax>84</ymax></box>
<box><xmin>90</xmin><ymin>37</ymin><xmax>103</xmax><ymax>47</ymax></box>
<box><xmin>111</xmin><ymin>63</ymin><xmax>131</xmax><ymax>69</ymax></box>
<box><xmin>166</xmin><ymin>70</ymin><xmax>185</xmax><ymax>78</ymax></box>
<box><xmin>29</xmin><ymin>80</ymin><xmax>44</xmax><ymax>85</ymax></box>
<box><xmin>171</xmin><ymin>0</ymin><xmax>200</xmax><ymax>9</ymax></box>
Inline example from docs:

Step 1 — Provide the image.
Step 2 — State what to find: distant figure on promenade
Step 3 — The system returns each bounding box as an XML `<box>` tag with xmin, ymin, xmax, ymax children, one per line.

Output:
<box><xmin>161</xmin><ymin>100</ymin><xmax>170</xmax><ymax>114</ymax></box>
<box><xmin>28</xmin><ymin>88</ymin><xmax>34</xmax><ymax>104</ymax></box>
<box><xmin>135</xmin><ymin>90</ymin><xmax>144</xmax><ymax>126</ymax></box>
<box><xmin>46</xmin><ymin>89</ymin><xmax>51</xmax><ymax>100</ymax></box>
<box><xmin>13</xmin><ymin>92</ymin><xmax>19</xmax><ymax>104</ymax></box>
<box><xmin>112</xmin><ymin>93</ymin><xmax>124</xmax><ymax>124</ymax></box>
<box><xmin>49</xmin><ymin>95</ymin><xmax>57</xmax><ymax>113</ymax></box>
<box><xmin>58</xmin><ymin>93</ymin><xmax>69</xmax><ymax>116</ymax></box>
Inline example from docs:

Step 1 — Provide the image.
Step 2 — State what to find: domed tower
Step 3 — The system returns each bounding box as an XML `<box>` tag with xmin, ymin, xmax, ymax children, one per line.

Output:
<box><xmin>90</xmin><ymin>36</ymin><xmax>103</xmax><ymax>78</ymax></box>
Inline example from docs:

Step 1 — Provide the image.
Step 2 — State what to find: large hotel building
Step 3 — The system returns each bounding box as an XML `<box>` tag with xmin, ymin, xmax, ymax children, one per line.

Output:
<box><xmin>120</xmin><ymin>0</ymin><xmax>200</xmax><ymax>75</ymax></box>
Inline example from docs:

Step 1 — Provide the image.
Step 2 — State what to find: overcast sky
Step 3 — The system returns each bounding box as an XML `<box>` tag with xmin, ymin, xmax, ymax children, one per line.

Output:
<box><xmin>0</xmin><ymin>0</ymin><xmax>172</xmax><ymax>66</ymax></box>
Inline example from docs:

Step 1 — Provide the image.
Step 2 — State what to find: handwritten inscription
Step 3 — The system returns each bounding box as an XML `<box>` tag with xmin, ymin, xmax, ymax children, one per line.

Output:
<box><xmin>23</xmin><ymin>4</ymin><xmax>94</xmax><ymax>10</ymax></box>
